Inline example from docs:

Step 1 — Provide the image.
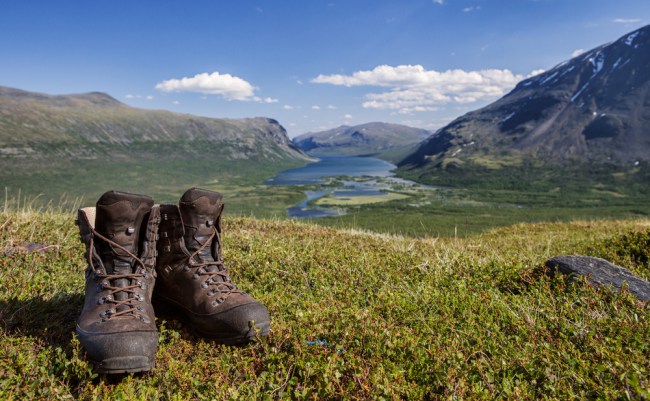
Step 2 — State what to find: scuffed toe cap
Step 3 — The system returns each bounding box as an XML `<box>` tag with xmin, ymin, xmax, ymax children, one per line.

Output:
<box><xmin>76</xmin><ymin>326</ymin><xmax>158</xmax><ymax>373</ymax></box>
<box><xmin>190</xmin><ymin>301</ymin><xmax>271</xmax><ymax>344</ymax></box>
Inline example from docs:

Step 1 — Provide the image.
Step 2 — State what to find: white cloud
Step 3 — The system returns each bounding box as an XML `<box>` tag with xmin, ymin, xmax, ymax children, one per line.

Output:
<box><xmin>172</xmin><ymin>100</ymin><xmax>180</xmax><ymax>105</ymax></box>
<box><xmin>613</xmin><ymin>18</ymin><xmax>641</xmax><ymax>24</ymax></box>
<box><xmin>283</xmin><ymin>105</ymin><xmax>294</xmax><ymax>110</ymax></box>
<box><xmin>296</xmin><ymin>80</ymin><xmax>304</xmax><ymax>85</ymax></box>
<box><xmin>311</xmin><ymin>105</ymin><xmax>321</xmax><ymax>110</ymax></box>
<box><xmin>327</xmin><ymin>105</ymin><xmax>337</xmax><ymax>109</ymax></box>
<box><xmin>527</xmin><ymin>69</ymin><xmax>545</xmax><ymax>78</ymax></box>
<box><xmin>125</xmin><ymin>94</ymin><xmax>154</xmax><ymax>100</ymax></box>
<box><xmin>155</xmin><ymin>71</ymin><xmax>273</xmax><ymax>103</ymax></box>
<box><xmin>344</xmin><ymin>114</ymin><xmax>352</xmax><ymax>119</ymax></box>
<box><xmin>254</xmin><ymin>96</ymin><xmax>278</xmax><ymax>103</ymax></box>
<box><xmin>463</xmin><ymin>6</ymin><xmax>480</xmax><ymax>12</ymax></box>
<box><xmin>571</xmin><ymin>49</ymin><xmax>585</xmax><ymax>58</ymax></box>
<box><xmin>312</xmin><ymin>64</ymin><xmax>530</xmax><ymax>114</ymax></box>
<box><xmin>433</xmin><ymin>0</ymin><xmax>444</xmax><ymax>4</ymax></box>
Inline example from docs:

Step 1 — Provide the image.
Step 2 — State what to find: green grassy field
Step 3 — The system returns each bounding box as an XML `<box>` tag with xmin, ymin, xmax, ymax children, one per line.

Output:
<box><xmin>0</xmin><ymin>208</ymin><xmax>648</xmax><ymax>399</ymax></box>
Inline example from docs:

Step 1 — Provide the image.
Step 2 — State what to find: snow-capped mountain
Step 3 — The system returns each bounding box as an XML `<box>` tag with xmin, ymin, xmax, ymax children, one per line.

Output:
<box><xmin>400</xmin><ymin>25</ymin><xmax>650</xmax><ymax>170</ymax></box>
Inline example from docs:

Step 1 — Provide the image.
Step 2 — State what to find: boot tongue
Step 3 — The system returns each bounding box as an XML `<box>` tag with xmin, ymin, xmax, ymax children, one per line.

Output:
<box><xmin>95</xmin><ymin>191</ymin><xmax>154</xmax><ymax>275</ymax></box>
<box><xmin>179</xmin><ymin>188</ymin><xmax>223</xmax><ymax>263</ymax></box>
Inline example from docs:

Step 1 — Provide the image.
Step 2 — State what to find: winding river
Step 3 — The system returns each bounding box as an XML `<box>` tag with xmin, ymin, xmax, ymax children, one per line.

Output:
<box><xmin>265</xmin><ymin>155</ymin><xmax>417</xmax><ymax>218</ymax></box>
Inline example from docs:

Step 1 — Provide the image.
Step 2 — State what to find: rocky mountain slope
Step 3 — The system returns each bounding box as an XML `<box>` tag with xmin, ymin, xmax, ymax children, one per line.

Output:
<box><xmin>293</xmin><ymin>122</ymin><xmax>430</xmax><ymax>161</ymax></box>
<box><xmin>0</xmin><ymin>86</ymin><xmax>307</xmax><ymax>164</ymax></box>
<box><xmin>399</xmin><ymin>25</ymin><xmax>650</xmax><ymax>175</ymax></box>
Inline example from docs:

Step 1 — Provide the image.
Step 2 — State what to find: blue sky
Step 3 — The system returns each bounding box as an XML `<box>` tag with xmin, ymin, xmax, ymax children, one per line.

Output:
<box><xmin>1</xmin><ymin>1</ymin><xmax>648</xmax><ymax>137</ymax></box>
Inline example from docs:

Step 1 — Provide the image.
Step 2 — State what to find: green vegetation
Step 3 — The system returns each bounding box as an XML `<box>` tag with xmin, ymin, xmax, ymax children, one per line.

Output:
<box><xmin>314</xmin><ymin>192</ymin><xmax>410</xmax><ymax>206</ymax></box>
<box><xmin>1</xmin><ymin>206</ymin><xmax>648</xmax><ymax>399</ymax></box>
<box><xmin>1</xmin><ymin>148</ymin><xmax>307</xmax><ymax>217</ymax></box>
<box><xmin>5</xmin><ymin>158</ymin><xmax>650</xmax><ymax>238</ymax></box>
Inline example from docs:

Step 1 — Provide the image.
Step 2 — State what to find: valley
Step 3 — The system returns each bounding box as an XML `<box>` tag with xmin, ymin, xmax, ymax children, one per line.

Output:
<box><xmin>2</xmin><ymin>26</ymin><xmax>650</xmax><ymax>237</ymax></box>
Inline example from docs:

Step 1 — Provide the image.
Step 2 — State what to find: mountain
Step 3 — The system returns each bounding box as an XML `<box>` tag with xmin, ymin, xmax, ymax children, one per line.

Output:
<box><xmin>292</xmin><ymin>122</ymin><xmax>431</xmax><ymax>162</ymax></box>
<box><xmin>0</xmin><ymin>86</ymin><xmax>312</xmax><ymax>202</ymax></box>
<box><xmin>0</xmin><ymin>86</ymin><xmax>307</xmax><ymax>163</ymax></box>
<box><xmin>399</xmin><ymin>25</ymin><xmax>650</xmax><ymax>184</ymax></box>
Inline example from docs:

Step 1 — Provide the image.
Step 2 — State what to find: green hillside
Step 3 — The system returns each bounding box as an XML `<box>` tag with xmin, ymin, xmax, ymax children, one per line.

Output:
<box><xmin>0</xmin><ymin>86</ymin><xmax>311</xmax><ymax>204</ymax></box>
<box><xmin>1</xmin><ymin>208</ymin><xmax>648</xmax><ymax>399</ymax></box>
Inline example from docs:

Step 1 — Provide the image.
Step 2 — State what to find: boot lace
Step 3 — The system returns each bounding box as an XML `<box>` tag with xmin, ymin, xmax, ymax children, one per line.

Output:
<box><xmin>188</xmin><ymin>225</ymin><xmax>244</xmax><ymax>304</ymax></box>
<box><xmin>87</xmin><ymin>226</ymin><xmax>149</xmax><ymax>320</ymax></box>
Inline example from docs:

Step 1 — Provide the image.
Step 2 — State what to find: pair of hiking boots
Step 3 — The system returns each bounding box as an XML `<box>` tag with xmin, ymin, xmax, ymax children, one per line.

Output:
<box><xmin>75</xmin><ymin>188</ymin><xmax>270</xmax><ymax>373</ymax></box>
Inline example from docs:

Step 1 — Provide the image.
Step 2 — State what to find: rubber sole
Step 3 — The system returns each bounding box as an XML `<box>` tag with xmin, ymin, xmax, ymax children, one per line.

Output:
<box><xmin>193</xmin><ymin>319</ymin><xmax>271</xmax><ymax>345</ymax></box>
<box><xmin>92</xmin><ymin>356</ymin><xmax>155</xmax><ymax>374</ymax></box>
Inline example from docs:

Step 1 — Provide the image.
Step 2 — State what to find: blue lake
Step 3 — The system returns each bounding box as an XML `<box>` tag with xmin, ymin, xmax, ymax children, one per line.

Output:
<box><xmin>265</xmin><ymin>155</ymin><xmax>419</xmax><ymax>218</ymax></box>
<box><xmin>265</xmin><ymin>155</ymin><xmax>396</xmax><ymax>186</ymax></box>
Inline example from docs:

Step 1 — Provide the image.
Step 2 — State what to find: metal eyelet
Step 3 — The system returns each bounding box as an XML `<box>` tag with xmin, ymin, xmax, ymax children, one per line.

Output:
<box><xmin>192</xmin><ymin>273</ymin><xmax>199</xmax><ymax>280</ymax></box>
<box><xmin>200</xmin><ymin>282</ymin><xmax>208</xmax><ymax>289</ymax></box>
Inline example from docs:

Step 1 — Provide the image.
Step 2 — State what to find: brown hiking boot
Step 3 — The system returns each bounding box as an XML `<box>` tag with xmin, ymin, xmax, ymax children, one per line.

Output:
<box><xmin>154</xmin><ymin>188</ymin><xmax>270</xmax><ymax>343</ymax></box>
<box><xmin>75</xmin><ymin>191</ymin><xmax>160</xmax><ymax>373</ymax></box>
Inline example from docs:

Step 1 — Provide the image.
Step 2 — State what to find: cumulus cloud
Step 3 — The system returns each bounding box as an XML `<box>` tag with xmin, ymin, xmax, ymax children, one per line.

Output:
<box><xmin>312</xmin><ymin>64</ymin><xmax>529</xmax><ymax>114</ymax></box>
<box><xmin>155</xmin><ymin>71</ymin><xmax>275</xmax><ymax>103</ymax></box>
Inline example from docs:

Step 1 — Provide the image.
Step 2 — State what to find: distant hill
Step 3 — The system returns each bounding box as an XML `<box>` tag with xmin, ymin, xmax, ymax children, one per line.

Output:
<box><xmin>398</xmin><ymin>25</ymin><xmax>650</xmax><ymax>187</ymax></box>
<box><xmin>293</xmin><ymin>122</ymin><xmax>431</xmax><ymax>162</ymax></box>
<box><xmin>0</xmin><ymin>86</ymin><xmax>311</xmax><ymax>201</ymax></box>
<box><xmin>0</xmin><ymin>86</ymin><xmax>307</xmax><ymax>163</ymax></box>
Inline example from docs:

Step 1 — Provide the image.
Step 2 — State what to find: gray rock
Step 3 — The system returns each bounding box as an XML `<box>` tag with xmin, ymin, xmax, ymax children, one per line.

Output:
<box><xmin>545</xmin><ymin>255</ymin><xmax>650</xmax><ymax>301</ymax></box>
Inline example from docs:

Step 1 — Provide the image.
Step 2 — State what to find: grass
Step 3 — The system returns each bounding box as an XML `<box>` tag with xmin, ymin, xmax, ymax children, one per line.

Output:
<box><xmin>1</xmin><ymin>205</ymin><xmax>648</xmax><ymax>399</ymax></box>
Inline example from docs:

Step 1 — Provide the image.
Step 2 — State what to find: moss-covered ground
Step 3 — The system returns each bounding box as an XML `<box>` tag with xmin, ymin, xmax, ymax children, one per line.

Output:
<box><xmin>1</xmin><ymin>207</ymin><xmax>648</xmax><ymax>399</ymax></box>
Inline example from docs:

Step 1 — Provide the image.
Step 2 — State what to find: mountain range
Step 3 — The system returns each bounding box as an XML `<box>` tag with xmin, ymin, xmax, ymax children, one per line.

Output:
<box><xmin>292</xmin><ymin>122</ymin><xmax>430</xmax><ymax>162</ymax></box>
<box><xmin>0</xmin><ymin>86</ymin><xmax>314</xmax><ymax>202</ymax></box>
<box><xmin>0</xmin><ymin>86</ymin><xmax>307</xmax><ymax>164</ymax></box>
<box><xmin>398</xmin><ymin>25</ymin><xmax>650</xmax><ymax>182</ymax></box>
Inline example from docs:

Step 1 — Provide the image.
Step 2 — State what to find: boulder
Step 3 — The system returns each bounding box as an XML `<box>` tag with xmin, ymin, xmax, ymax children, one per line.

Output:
<box><xmin>545</xmin><ymin>255</ymin><xmax>650</xmax><ymax>302</ymax></box>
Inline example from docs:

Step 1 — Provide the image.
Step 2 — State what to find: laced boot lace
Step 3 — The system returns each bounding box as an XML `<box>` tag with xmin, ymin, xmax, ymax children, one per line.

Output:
<box><xmin>87</xmin><ymin>226</ymin><xmax>150</xmax><ymax>321</ymax></box>
<box><xmin>187</xmin><ymin>226</ymin><xmax>244</xmax><ymax>306</ymax></box>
